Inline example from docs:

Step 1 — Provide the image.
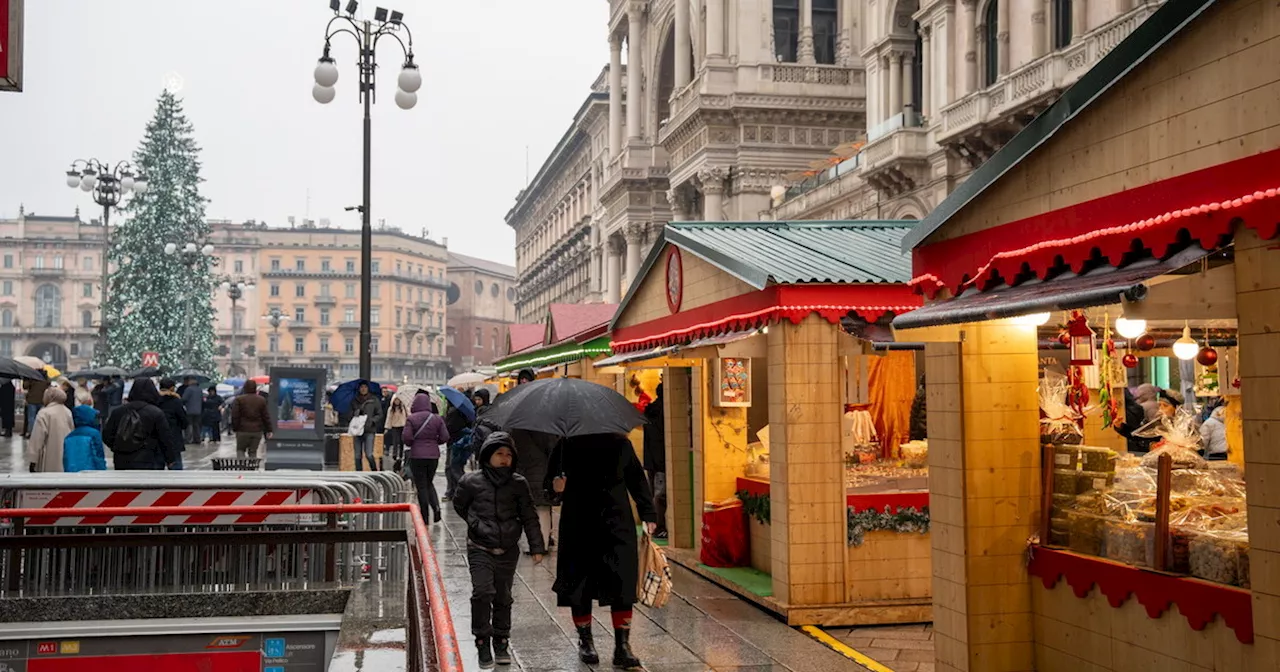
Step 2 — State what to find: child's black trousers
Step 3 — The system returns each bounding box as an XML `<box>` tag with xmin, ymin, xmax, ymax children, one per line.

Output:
<box><xmin>467</xmin><ymin>546</ymin><xmax>520</xmax><ymax>638</ymax></box>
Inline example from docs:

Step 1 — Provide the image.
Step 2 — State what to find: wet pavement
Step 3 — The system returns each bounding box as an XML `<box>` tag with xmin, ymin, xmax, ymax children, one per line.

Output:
<box><xmin>1</xmin><ymin>433</ymin><xmax>881</xmax><ymax>671</ymax></box>
<box><xmin>830</xmin><ymin>624</ymin><xmax>935</xmax><ymax>672</ymax></box>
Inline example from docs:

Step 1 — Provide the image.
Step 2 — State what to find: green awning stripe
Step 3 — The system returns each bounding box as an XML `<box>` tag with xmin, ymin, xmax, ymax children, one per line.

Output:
<box><xmin>494</xmin><ymin>336</ymin><xmax>612</xmax><ymax>373</ymax></box>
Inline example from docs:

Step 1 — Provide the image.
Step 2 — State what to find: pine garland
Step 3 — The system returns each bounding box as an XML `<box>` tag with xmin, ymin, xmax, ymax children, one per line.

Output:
<box><xmin>847</xmin><ymin>505</ymin><xmax>931</xmax><ymax>547</ymax></box>
<box><xmin>735</xmin><ymin>490</ymin><xmax>771</xmax><ymax>525</ymax></box>
<box><xmin>102</xmin><ymin>90</ymin><xmax>216</xmax><ymax>373</ymax></box>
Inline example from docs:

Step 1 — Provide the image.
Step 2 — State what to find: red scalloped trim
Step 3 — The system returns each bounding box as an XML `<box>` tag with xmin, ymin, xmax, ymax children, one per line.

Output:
<box><xmin>734</xmin><ymin>478</ymin><xmax>930</xmax><ymax>511</ymax></box>
<box><xmin>911</xmin><ymin>148</ymin><xmax>1280</xmax><ymax>299</ymax></box>
<box><xmin>1027</xmin><ymin>546</ymin><xmax>1253</xmax><ymax>644</ymax></box>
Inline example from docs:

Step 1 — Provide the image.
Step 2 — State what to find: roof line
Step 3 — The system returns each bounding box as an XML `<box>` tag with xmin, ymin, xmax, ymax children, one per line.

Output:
<box><xmin>673</xmin><ymin>219</ymin><xmax>915</xmax><ymax>230</ymax></box>
<box><xmin>901</xmin><ymin>0</ymin><xmax>1219</xmax><ymax>252</ymax></box>
<box><xmin>665</xmin><ymin>226</ymin><xmax>771</xmax><ymax>290</ymax></box>
<box><xmin>505</xmin><ymin>91</ymin><xmax>609</xmax><ymax>224</ymax></box>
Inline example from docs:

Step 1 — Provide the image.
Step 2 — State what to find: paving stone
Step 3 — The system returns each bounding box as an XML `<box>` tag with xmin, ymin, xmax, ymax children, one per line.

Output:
<box><xmin>851</xmin><ymin>647</ymin><xmax>901</xmax><ymax>661</ymax></box>
<box><xmin>896</xmin><ymin>649</ymin><xmax>938</xmax><ymax>664</ymax></box>
<box><xmin>868</xmin><ymin>638</ymin><xmax>936</xmax><ymax>651</ymax></box>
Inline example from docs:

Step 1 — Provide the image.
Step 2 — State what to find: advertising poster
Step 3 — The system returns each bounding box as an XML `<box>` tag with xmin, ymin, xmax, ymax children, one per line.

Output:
<box><xmin>716</xmin><ymin>357</ymin><xmax>751</xmax><ymax>407</ymax></box>
<box><xmin>276</xmin><ymin>377</ymin><xmax>318</xmax><ymax>431</ymax></box>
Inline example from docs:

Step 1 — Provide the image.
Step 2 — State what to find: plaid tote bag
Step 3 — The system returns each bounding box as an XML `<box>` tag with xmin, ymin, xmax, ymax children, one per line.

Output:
<box><xmin>637</xmin><ymin>532</ymin><xmax>673</xmax><ymax>608</ymax></box>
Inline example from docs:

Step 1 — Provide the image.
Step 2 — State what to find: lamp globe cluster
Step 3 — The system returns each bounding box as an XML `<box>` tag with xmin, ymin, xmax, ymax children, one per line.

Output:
<box><xmin>313</xmin><ymin>56</ymin><xmax>421</xmax><ymax>109</ymax></box>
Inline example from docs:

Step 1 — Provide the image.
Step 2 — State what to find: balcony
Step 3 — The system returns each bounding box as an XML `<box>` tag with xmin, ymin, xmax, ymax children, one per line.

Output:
<box><xmin>287</xmin><ymin>321</ymin><xmax>312</xmax><ymax>331</ymax></box>
<box><xmin>314</xmin><ymin>295</ymin><xmax>337</xmax><ymax>306</ymax></box>
<box><xmin>860</xmin><ymin>112</ymin><xmax>931</xmax><ymax>196</ymax></box>
<box><xmin>338</xmin><ymin>321</ymin><xmax>361</xmax><ymax>330</ymax></box>
<box><xmin>30</xmin><ymin>267</ymin><xmax>65</xmax><ymax>278</ymax></box>
<box><xmin>936</xmin><ymin>4</ymin><xmax>1157</xmax><ymax>163</ymax></box>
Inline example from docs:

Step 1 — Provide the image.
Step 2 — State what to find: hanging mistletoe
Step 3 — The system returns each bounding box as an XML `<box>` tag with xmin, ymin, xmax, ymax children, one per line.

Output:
<box><xmin>1098</xmin><ymin>316</ymin><xmax>1120</xmax><ymax>427</ymax></box>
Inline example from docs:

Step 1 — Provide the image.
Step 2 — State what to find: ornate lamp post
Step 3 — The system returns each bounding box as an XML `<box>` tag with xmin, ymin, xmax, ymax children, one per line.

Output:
<box><xmin>262</xmin><ymin>308</ymin><xmax>290</xmax><ymax>370</ymax></box>
<box><xmin>65</xmin><ymin>159</ymin><xmax>148</xmax><ymax>364</ymax></box>
<box><xmin>312</xmin><ymin>0</ymin><xmax>421</xmax><ymax>381</ymax></box>
<box><xmin>164</xmin><ymin>241</ymin><xmax>216</xmax><ymax>368</ymax></box>
<box><xmin>218</xmin><ymin>279</ymin><xmax>255</xmax><ymax>376</ymax></box>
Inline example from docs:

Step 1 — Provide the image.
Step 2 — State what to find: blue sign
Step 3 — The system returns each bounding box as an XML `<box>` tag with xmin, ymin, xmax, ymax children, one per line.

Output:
<box><xmin>263</xmin><ymin>638</ymin><xmax>286</xmax><ymax>658</ymax></box>
<box><xmin>266</xmin><ymin>668</ymin><xmax>285</xmax><ymax>672</ymax></box>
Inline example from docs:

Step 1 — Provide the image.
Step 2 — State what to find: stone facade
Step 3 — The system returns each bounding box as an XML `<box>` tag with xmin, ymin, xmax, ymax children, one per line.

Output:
<box><xmin>768</xmin><ymin>0</ymin><xmax>1165</xmax><ymax>222</ymax></box>
<box><xmin>445</xmin><ymin>252</ymin><xmax>517</xmax><ymax>372</ymax></box>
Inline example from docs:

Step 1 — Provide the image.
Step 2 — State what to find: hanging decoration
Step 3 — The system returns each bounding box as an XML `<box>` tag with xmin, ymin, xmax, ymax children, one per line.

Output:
<box><xmin>1123</xmin><ymin>353</ymin><xmax>1139</xmax><ymax>369</ymax></box>
<box><xmin>1098</xmin><ymin>316</ymin><xmax>1120</xmax><ymax>428</ymax></box>
<box><xmin>1197</xmin><ymin>346</ymin><xmax>1219</xmax><ymax>367</ymax></box>
<box><xmin>847</xmin><ymin>505</ymin><xmax>930</xmax><ymax>547</ymax></box>
<box><xmin>1135</xmin><ymin>334</ymin><xmax>1157</xmax><ymax>352</ymax></box>
<box><xmin>1066</xmin><ymin>365</ymin><xmax>1090</xmax><ymax>429</ymax></box>
<box><xmin>735</xmin><ymin>490</ymin><xmax>771</xmax><ymax>525</ymax></box>
<box><xmin>1066</xmin><ymin>312</ymin><xmax>1097</xmax><ymax>366</ymax></box>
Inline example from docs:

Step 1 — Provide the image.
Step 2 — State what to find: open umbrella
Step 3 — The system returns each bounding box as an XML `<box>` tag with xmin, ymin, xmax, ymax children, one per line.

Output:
<box><xmin>438</xmin><ymin>386</ymin><xmax>475</xmax><ymax>422</ymax></box>
<box><xmin>0</xmin><ymin>357</ymin><xmax>46</xmax><ymax>381</ymax></box>
<box><xmin>14</xmin><ymin>356</ymin><xmax>60</xmax><ymax>379</ymax></box>
<box><xmin>92</xmin><ymin>365</ymin><xmax>129</xmax><ymax>378</ymax></box>
<box><xmin>171</xmin><ymin>369</ymin><xmax>212</xmax><ymax>384</ymax></box>
<box><xmin>483</xmin><ymin>378</ymin><xmax>646</xmax><ymax>438</ymax></box>
<box><xmin>67</xmin><ymin>369</ymin><xmax>98</xmax><ymax>381</ymax></box>
<box><xmin>128</xmin><ymin>366</ymin><xmax>161</xmax><ymax>378</ymax></box>
<box><xmin>330</xmin><ymin>379</ymin><xmax>381</xmax><ymax>415</ymax></box>
<box><xmin>448</xmin><ymin>371</ymin><xmax>488</xmax><ymax>388</ymax></box>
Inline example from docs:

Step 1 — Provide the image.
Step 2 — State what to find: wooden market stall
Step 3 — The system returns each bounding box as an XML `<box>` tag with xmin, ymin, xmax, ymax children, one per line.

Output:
<box><xmin>605</xmin><ymin>220</ymin><xmax>927</xmax><ymax>625</ymax></box>
<box><xmin>893</xmin><ymin>1</ymin><xmax>1280</xmax><ymax>668</ymax></box>
<box><xmin>492</xmin><ymin>303</ymin><xmax>618</xmax><ymax>387</ymax></box>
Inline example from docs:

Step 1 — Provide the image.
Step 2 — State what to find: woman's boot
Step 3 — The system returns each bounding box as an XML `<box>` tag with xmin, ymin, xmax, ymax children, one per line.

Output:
<box><xmin>575</xmin><ymin>625</ymin><xmax>599</xmax><ymax>664</ymax></box>
<box><xmin>612</xmin><ymin>629</ymin><xmax>642</xmax><ymax>670</ymax></box>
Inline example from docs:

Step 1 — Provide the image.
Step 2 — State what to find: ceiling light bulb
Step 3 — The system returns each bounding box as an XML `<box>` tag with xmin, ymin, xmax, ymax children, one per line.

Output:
<box><xmin>1013</xmin><ymin>312</ymin><xmax>1051</xmax><ymax>326</ymax></box>
<box><xmin>1114</xmin><ymin>317</ymin><xmax>1147</xmax><ymax>340</ymax></box>
<box><xmin>1173</xmin><ymin>322</ymin><xmax>1199</xmax><ymax>361</ymax></box>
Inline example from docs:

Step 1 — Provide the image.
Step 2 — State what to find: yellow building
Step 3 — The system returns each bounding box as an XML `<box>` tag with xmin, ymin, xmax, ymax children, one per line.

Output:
<box><xmin>252</xmin><ymin>224</ymin><xmax>450</xmax><ymax>384</ymax></box>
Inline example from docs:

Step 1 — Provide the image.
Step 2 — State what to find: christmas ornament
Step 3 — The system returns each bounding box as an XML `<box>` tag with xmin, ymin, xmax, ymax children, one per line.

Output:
<box><xmin>1135</xmin><ymin>334</ymin><xmax>1156</xmax><ymax>351</ymax></box>
<box><xmin>1067</xmin><ymin>312</ymin><xmax>1097</xmax><ymax>366</ymax></box>
<box><xmin>1197</xmin><ymin>346</ymin><xmax>1218</xmax><ymax>367</ymax></box>
<box><xmin>1058</xmin><ymin>331</ymin><xmax>1071</xmax><ymax>346</ymax></box>
<box><xmin>1123</xmin><ymin>353</ymin><xmax>1139</xmax><ymax>368</ymax></box>
<box><xmin>1066</xmin><ymin>365</ymin><xmax>1090</xmax><ymax>429</ymax></box>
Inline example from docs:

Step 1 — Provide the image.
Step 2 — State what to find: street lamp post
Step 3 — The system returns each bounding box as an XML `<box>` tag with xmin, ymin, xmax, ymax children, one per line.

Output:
<box><xmin>65</xmin><ymin>160</ymin><xmax>149</xmax><ymax>365</ymax></box>
<box><xmin>312</xmin><ymin>0</ymin><xmax>421</xmax><ymax>381</ymax></box>
<box><xmin>262</xmin><ymin>308</ymin><xmax>290</xmax><ymax>371</ymax></box>
<box><xmin>218</xmin><ymin>279</ymin><xmax>255</xmax><ymax>376</ymax></box>
<box><xmin>164</xmin><ymin>241</ymin><xmax>215</xmax><ymax>368</ymax></box>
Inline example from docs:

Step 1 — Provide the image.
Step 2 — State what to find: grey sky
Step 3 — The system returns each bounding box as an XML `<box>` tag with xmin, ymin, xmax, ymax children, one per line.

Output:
<box><xmin>0</xmin><ymin>0</ymin><xmax>608</xmax><ymax>265</ymax></box>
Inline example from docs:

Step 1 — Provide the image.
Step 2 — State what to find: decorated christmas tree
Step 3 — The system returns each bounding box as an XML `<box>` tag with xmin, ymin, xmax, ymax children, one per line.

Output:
<box><xmin>102</xmin><ymin>90</ymin><xmax>215</xmax><ymax>373</ymax></box>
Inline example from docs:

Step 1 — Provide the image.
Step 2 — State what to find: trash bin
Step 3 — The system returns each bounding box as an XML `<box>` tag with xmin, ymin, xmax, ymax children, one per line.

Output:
<box><xmin>324</xmin><ymin>430</ymin><xmax>342</xmax><ymax>467</ymax></box>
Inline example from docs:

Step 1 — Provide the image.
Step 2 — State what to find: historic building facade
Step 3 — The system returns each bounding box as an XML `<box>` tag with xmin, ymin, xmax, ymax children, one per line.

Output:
<box><xmin>768</xmin><ymin>0</ymin><xmax>1165</xmax><ymax>221</ymax></box>
<box><xmin>0</xmin><ymin>208</ymin><xmax>107</xmax><ymax>373</ymax></box>
<box><xmin>445</xmin><ymin>252</ymin><xmax>517</xmax><ymax>372</ymax></box>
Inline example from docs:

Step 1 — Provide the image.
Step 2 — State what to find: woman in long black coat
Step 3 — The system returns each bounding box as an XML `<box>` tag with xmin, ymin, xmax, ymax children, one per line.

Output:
<box><xmin>545</xmin><ymin>433</ymin><xmax>655</xmax><ymax>670</ymax></box>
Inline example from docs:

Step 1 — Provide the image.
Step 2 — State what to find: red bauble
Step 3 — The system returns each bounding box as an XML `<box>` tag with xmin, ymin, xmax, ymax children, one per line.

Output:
<box><xmin>1122</xmin><ymin>353</ymin><xmax>1139</xmax><ymax>369</ymax></box>
<box><xmin>1196</xmin><ymin>347</ymin><xmax>1219</xmax><ymax>367</ymax></box>
<box><xmin>1135</xmin><ymin>334</ymin><xmax>1156</xmax><ymax>351</ymax></box>
<box><xmin>1058</xmin><ymin>332</ymin><xmax>1072</xmax><ymax>346</ymax></box>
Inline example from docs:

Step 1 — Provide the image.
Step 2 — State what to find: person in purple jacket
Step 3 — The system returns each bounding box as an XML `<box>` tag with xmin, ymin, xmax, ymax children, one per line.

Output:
<box><xmin>404</xmin><ymin>393</ymin><xmax>450</xmax><ymax>523</ymax></box>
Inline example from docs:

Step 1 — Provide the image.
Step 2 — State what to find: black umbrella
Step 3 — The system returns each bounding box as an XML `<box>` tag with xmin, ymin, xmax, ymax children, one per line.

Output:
<box><xmin>127</xmin><ymin>366</ymin><xmax>161</xmax><ymax>378</ymax></box>
<box><xmin>0</xmin><ymin>357</ymin><xmax>45</xmax><ymax>381</ymax></box>
<box><xmin>92</xmin><ymin>365</ymin><xmax>129</xmax><ymax>378</ymax></box>
<box><xmin>172</xmin><ymin>369</ymin><xmax>212</xmax><ymax>384</ymax></box>
<box><xmin>483</xmin><ymin>377</ymin><xmax>646</xmax><ymax>438</ymax></box>
<box><xmin>67</xmin><ymin>369</ymin><xmax>99</xmax><ymax>381</ymax></box>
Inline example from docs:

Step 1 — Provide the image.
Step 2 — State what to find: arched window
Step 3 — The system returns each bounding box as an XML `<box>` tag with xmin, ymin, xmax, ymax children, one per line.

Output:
<box><xmin>34</xmin><ymin>284</ymin><xmax>61</xmax><ymax>328</ymax></box>
<box><xmin>81</xmin><ymin>310</ymin><xmax>93</xmax><ymax>328</ymax></box>
<box><xmin>773</xmin><ymin>0</ymin><xmax>800</xmax><ymax>62</ymax></box>
<box><xmin>983</xmin><ymin>0</ymin><xmax>1000</xmax><ymax>87</ymax></box>
<box><xmin>1</xmin><ymin>309</ymin><xmax>12</xmax><ymax>327</ymax></box>
<box><xmin>1052</xmin><ymin>0</ymin><xmax>1073</xmax><ymax>49</ymax></box>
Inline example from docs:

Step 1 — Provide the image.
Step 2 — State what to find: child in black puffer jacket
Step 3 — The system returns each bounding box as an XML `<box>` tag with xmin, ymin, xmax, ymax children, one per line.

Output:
<box><xmin>453</xmin><ymin>431</ymin><xmax>545</xmax><ymax>669</ymax></box>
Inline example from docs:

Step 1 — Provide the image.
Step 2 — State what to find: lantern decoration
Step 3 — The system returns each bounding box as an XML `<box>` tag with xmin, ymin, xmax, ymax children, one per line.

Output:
<box><xmin>1197</xmin><ymin>346</ymin><xmax>1219</xmax><ymax>367</ymax></box>
<box><xmin>1135</xmin><ymin>334</ymin><xmax>1156</xmax><ymax>352</ymax></box>
<box><xmin>1123</xmin><ymin>353</ymin><xmax>1139</xmax><ymax>368</ymax></box>
<box><xmin>1067</xmin><ymin>311</ymin><xmax>1097</xmax><ymax>366</ymax></box>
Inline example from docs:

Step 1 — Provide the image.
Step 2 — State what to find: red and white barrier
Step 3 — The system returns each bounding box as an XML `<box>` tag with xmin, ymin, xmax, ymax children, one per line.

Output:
<box><xmin>14</xmin><ymin>489</ymin><xmax>318</xmax><ymax>526</ymax></box>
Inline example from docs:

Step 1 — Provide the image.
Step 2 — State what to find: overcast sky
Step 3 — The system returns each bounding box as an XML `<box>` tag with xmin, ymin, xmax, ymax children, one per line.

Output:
<box><xmin>0</xmin><ymin>0</ymin><xmax>609</xmax><ymax>265</ymax></box>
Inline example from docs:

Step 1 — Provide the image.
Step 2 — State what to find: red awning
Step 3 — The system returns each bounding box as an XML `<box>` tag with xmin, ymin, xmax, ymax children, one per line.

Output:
<box><xmin>911</xmin><ymin>147</ymin><xmax>1280</xmax><ymax>299</ymax></box>
<box><xmin>609</xmin><ymin>284</ymin><xmax>921</xmax><ymax>353</ymax></box>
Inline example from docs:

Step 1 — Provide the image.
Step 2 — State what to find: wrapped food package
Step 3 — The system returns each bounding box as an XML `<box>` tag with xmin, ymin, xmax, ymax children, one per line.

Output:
<box><xmin>1067</xmin><ymin>510</ymin><xmax>1105</xmax><ymax>556</ymax></box>
<box><xmin>1143</xmin><ymin>446</ymin><xmax>1209</xmax><ymax>471</ymax></box>
<box><xmin>1104</xmin><ymin>519</ymin><xmax>1155</xmax><ymax>567</ymax></box>
<box><xmin>1189</xmin><ymin>531</ymin><xmax>1249</xmax><ymax>586</ymax></box>
<box><xmin>1103</xmin><ymin>490</ymin><xmax>1153</xmax><ymax>521</ymax></box>
<box><xmin>1079</xmin><ymin>446</ymin><xmax>1118</xmax><ymax>473</ymax></box>
<box><xmin>1076</xmin><ymin>470</ymin><xmax>1115</xmax><ymax>495</ymax></box>
<box><xmin>1049</xmin><ymin>520</ymin><xmax>1070</xmax><ymax>547</ymax></box>
<box><xmin>1053</xmin><ymin>469</ymin><xmax>1078</xmax><ymax>495</ymax></box>
<box><xmin>1040</xmin><ymin>370</ymin><xmax>1084</xmax><ymax>445</ymax></box>
<box><xmin>1239</xmin><ymin>543</ymin><xmax>1251</xmax><ymax>589</ymax></box>
<box><xmin>1053</xmin><ymin>445</ymin><xmax>1081</xmax><ymax>469</ymax></box>
<box><xmin>1169</xmin><ymin>526</ymin><xmax>1195</xmax><ymax>574</ymax></box>
<box><xmin>899</xmin><ymin>440</ymin><xmax>928</xmax><ymax>469</ymax></box>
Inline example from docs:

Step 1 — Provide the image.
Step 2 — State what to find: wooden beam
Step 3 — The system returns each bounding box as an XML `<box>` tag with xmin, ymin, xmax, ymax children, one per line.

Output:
<box><xmin>1124</xmin><ymin>264</ymin><xmax>1236</xmax><ymax>320</ymax></box>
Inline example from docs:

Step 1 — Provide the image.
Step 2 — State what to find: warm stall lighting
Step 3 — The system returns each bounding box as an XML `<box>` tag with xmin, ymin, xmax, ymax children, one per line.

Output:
<box><xmin>1013</xmin><ymin>312</ymin><xmax>1052</xmax><ymax>326</ymax></box>
<box><xmin>1114</xmin><ymin>317</ymin><xmax>1147</xmax><ymax>340</ymax></box>
<box><xmin>1173</xmin><ymin>322</ymin><xmax>1199</xmax><ymax>360</ymax></box>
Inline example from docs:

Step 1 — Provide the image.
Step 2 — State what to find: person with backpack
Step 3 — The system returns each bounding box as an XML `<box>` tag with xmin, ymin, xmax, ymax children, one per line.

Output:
<box><xmin>230</xmin><ymin>380</ymin><xmax>273</xmax><ymax>459</ymax></box>
<box><xmin>404</xmin><ymin>394</ymin><xmax>450</xmax><ymax>523</ymax></box>
<box><xmin>103</xmin><ymin>378</ymin><xmax>179</xmax><ymax>470</ymax></box>
<box><xmin>63</xmin><ymin>405</ymin><xmax>106</xmax><ymax>472</ymax></box>
<box><xmin>443</xmin><ymin>398</ymin><xmax>474</xmax><ymax>501</ymax></box>
<box><xmin>156</xmin><ymin>379</ymin><xmax>190</xmax><ymax>470</ymax></box>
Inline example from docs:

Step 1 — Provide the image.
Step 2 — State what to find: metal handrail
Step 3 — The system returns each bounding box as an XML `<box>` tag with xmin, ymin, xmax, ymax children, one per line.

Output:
<box><xmin>0</xmin><ymin>502</ymin><xmax>462</xmax><ymax>672</ymax></box>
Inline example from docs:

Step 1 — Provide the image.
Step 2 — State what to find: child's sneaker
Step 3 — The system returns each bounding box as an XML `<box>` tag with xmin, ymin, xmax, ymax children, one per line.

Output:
<box><xmin>476</xmin><ymin>638</ymin><xmax>495</xmax><ymax>669</ymax></box>
<box><xmin>493</xmin><ymin>638</ymin><xmax>511</xmax><ymax>665</ymax></box>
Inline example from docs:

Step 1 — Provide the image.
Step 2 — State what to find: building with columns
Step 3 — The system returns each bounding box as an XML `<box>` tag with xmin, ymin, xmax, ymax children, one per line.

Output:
<box><xmin>768</xmin><ymin>0</ymin><xmax>1165</xmax><ymax>222</ymax></box>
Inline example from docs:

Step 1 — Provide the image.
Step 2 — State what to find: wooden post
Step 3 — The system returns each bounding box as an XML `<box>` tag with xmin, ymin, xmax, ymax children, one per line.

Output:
<box><xmin>1040</xmin><ymin>442</ymin><xmax>1054</xmax><ymax>545</ymax></box>
<box><xmin>1154</xmin><ymin>453</ymin><xmax>1172</xmax><ymax>571</ymax></box>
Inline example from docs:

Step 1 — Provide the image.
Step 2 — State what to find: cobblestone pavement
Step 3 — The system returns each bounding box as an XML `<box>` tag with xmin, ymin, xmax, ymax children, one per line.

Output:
<box><xmin>829</xmin><ymin>624</ymin><xmax>936</xmax><ymax>672</ymax></box>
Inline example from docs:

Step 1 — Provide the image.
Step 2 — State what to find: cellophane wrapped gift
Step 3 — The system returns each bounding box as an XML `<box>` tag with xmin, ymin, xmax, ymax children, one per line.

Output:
<box><xmin>1040</xmin><ymin>371</ymin><xmax>1083</xmax><ymax>445</ymax></box>
<box><xmin>1139</xmin><ymin>408</ymin><xmax>1208</xmax><ymax>470</ymax></box>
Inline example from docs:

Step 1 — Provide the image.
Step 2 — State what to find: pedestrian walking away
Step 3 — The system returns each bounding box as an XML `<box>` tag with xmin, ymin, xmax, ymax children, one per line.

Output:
<box><xmin>202</xmin><ymin>385</ymin><xmax>225</xmax><ymax>443</ymax></box>
<box><xmin>443</xmin><ymin>395</ymin><xmax>473</xmax><ymax>500</ymax></box>
<box><xmin>63</xmin><ymin>405</ymin><xmax>107</xmax><ymax>472</ymax></box>
<box><xmin>180</xmin><ymin>377</ymin><xmax>203</xmax><ymax>444</ymax></box>
<box><xmin>454</xmin><ymin>431</ymin><xmax>546</xmax><ymax>669</ymax></box>
<box><xmin>23</xmin><ymin>377</ymin><xmax>50</xmax><ymax>440</ymax></box>
<box><xmin>26</xmin><ymin>386</ymin><xmax>73</xmax><ymax>473</ymax></box>
<box><xmin>157</xmin><ymin>379</ymin><xmax>190</xmax><ymax>470</ymax></box>
<box><xmin>0</xmin><ymin>378</ymin><xmax>15</xmax><ymax>437</ymax></box>
<box><xmin>403</xmin><ymin>394</ymin><xmax>449</xmax><ymax>523</ymax></box>
<box><xmin>351</xmin><ymin>382</ymin><xmax>383</xmax><ymax>471</ymax></box>
<box><xmin>643</xmin><ymin>382</ymin><xmax>668</xmax><ymax>538</ymax></box>
<box><xmin>102</xmin><ymin>377</ymin><xmax>180</xmax><ymax>471</ymax></box>
<box><xmin>546</xmin><ymin>432</ymin><xmax>656</xmax><ymax>670</ymax></box>
<box><xmin>230</xmin><ymin>380</ymin><xmax>273</xmax><ymax>458</ymax></box>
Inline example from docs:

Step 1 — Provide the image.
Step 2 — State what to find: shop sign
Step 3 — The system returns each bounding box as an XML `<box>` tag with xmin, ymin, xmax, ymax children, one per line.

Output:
<box><xmin>714</xmin><ymin>356</ymin><xmax>751</xmax><ymax>407</ymax></box>
<box><xmin>0</xmin><ymin>0</ymin><xmax>23</xmax><ymax>92</ymax></box>
<box><xmin>665</xmin><ymin>246</ymin><xmax>683</xmax><ymax>314</ymax></box>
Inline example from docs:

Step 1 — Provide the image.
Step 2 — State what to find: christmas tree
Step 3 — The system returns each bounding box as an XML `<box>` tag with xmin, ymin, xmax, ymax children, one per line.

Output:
<box><xmin>102</xmin><ymin>90</ymin><xmax>215</xmax><ymax>373</ymax></box>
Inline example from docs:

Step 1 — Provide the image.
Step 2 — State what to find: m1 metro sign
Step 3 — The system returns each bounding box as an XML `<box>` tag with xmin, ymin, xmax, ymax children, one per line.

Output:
<box><xmin>0</xmin><ymin>0</ymin><xmax>24</xmax><ymax>92</ymax></box>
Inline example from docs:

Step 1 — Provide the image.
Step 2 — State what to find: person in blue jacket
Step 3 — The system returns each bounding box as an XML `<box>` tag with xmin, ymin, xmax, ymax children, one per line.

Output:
<box><xmin>63</xmin><ymin>405</ymin><xmax>107</xmax><ymax>472</ymax></box>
